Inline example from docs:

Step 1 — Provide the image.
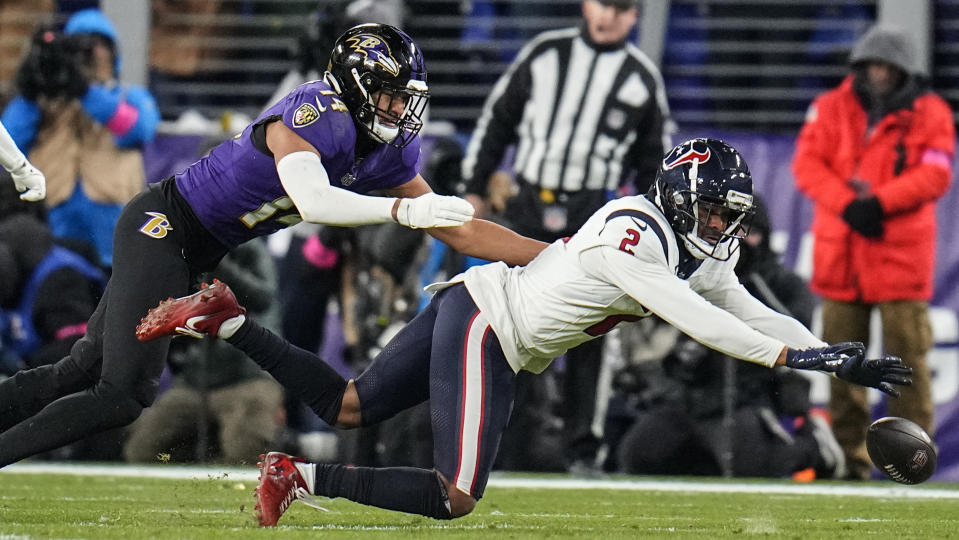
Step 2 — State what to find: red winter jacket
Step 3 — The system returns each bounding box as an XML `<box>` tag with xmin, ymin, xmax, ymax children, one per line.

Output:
<box><xmin>793</xmin><ymin>76</ymin><xmax>954</xmax><ymax>302</ymax></box>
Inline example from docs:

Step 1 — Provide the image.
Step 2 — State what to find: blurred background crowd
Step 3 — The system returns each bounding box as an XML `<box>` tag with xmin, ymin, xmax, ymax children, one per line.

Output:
<box><xmin>1</xmin><ymin>0</ymin><xmax>957</xmax><ymax>482</ymax></box>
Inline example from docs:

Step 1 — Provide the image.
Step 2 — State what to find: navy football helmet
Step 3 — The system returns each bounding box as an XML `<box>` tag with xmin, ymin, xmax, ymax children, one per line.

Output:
<box><xmin>649</xmin><ymin>138</ymin><xmax>754</xmax><ymax>260</ymax></box>
<box><xmin>325</xmin><ymin>23</ymin><xmax>429</xmax><ymax>148</ymax></box>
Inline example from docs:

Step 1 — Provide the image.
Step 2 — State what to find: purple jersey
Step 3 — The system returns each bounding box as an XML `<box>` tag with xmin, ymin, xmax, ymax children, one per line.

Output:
<box><xmin>175</xmin><ymin>80</ymin><xmax>422</xmax><ymax>247</ymax></box>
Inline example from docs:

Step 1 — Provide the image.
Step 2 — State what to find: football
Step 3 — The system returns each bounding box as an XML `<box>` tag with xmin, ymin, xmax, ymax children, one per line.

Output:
<box><xmin>866</xmin><ymin>416</ymin><xmax>937</xmax><ymax>484</ymax></box>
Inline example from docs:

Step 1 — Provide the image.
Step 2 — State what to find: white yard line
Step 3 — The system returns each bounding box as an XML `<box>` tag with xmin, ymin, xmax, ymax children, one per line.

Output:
<box><xmin>3</xmin><ymin>462</ymin><xmax>959</xmax><ymax>499</ymax></box>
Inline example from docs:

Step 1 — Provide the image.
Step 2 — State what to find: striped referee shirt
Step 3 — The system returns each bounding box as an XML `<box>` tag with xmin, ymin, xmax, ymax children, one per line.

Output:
<box><xmin>463</xmin><ymin>25</ymin><xmax>673</xmax><ymax>196</ymax></box>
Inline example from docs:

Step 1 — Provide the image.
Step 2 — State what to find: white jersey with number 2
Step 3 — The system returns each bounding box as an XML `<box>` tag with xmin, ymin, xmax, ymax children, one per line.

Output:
<box><xmin>428</xmin><ymin>195</ymin><xmax>825</xmax><ymax>374</ymax></box>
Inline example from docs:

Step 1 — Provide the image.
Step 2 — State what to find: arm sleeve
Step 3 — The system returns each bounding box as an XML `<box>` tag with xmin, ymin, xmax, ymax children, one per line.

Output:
<box><xmin>697</xmin><ymin>269</ymin><xmax>826</xmax><ymax>349</ymax></box>
<box><xmin>0</xmin><ymin>96</ymin><xmax>42</xmax><ymax>154</ymax></box>
<box><xmin>580</xmin><ymin>229</ymin><xmax>785</xmax><ymax>367</ymax></box>
<box><xmin>461</xmin><ymin>41</ymin><xmax>534</xmax><ymax>196</ymax></box>
<box><xmin>0</xmin><ymin>119</ymin><xmax>27</xmax><ymax>172</ymax></box>
<box><xmin>277</xmin><ymin>151</ymin><xmax>397</xmax><ymax>226</ymax></box>
<box><xmin>80</xmin><ymin>84</ymin><xmax>160</xmax><ymax>147</ymax></box>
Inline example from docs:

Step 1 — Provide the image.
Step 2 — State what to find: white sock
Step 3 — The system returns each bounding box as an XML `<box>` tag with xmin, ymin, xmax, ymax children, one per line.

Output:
<box><xmin>293</xmin><ymin>461</ymin><xmax>317</xmax><ymax>494</ymax></box>
<box><xmin>217</xmin><ymin>314</ymin><xmax>246</xmax><ymax>339</ymax></box>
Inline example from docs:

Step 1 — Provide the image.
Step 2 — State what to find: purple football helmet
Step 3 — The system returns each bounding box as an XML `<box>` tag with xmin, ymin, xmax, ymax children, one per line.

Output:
<box><xmin>325</xmin><ymin>23</ymin><xmax>429</xmax><ymax>148</ymax></box>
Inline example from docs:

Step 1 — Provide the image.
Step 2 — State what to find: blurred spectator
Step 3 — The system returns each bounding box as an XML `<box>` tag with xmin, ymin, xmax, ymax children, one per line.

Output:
<box><xmin>793</xmin><ymin>25</ymin><xmax>954</xmax><ymax>480</ymax></box>
<box><xmin>149</xmin><ymin>0</ymin><xmax>226</xmax><ymax>116</ymax></box>
<box><xmin>0</xmin><ymin>1</ymin><xmax>54</xmax><ymax>104</ymax></box>
<box><xmin>2</xmin><ymin>9</ymin><xmax>160</xmax><ymax>268</ymax></box>
<box><xmin>333</xmin><ymin>221</ymin><xmax>425</xmax><ymax>468</ymax></box>
<box><xmin>0</xmin><ymin>203</ymin><xmax>105</xmax><ymax>374</ymax></box>
<box><xmin>612</xmin><ymin>197</ymin><xmax>845</xmax><ymax>479</ymax></box>
<box><xmin>734</xmin><ymin>197</ymin><xmax>817</xmax><ymax>323</ymax></box>
<box><xmin>461</xmin><ymin>0</ymin><xmax>672</xmax><ymax>475</ymax></box>
<box><xmin>123</xmin><ymin>240</ymin><xmax>286</xmax><ymax>465</ymax></box>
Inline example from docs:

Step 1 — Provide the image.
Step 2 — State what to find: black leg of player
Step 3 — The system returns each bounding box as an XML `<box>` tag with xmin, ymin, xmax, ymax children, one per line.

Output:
<box><xmin>225</xmin><ymin>320</ymin><xmax>348</xmax><ymax>426</ymax></box>
<box><xmin>0</xmin><ymin>191</ymin><xmax>189</xmax><ymax>467</ymax></box>
<box><xmin>0</xmin><ymin>352</ymin><xmax>98</xmax><ymax>433</ymax></box>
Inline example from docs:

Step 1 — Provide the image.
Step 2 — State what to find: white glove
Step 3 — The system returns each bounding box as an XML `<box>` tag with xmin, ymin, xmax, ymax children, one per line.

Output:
<box><xmin>9</xmin><ymin>161</ymin><xmax>46</xmax><ymax>202</ymax></box>
<box><xmin>396</xmin><ymin>192</ymin><xmax>475</xmax><ymax>229</ymax></box>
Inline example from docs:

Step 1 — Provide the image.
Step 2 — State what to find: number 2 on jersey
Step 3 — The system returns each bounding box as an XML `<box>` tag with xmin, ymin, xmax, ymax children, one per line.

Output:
<box><xmin>618</xmin><ymin>228</ymin><xmax>641</xmax><ymax>254</ymax></box>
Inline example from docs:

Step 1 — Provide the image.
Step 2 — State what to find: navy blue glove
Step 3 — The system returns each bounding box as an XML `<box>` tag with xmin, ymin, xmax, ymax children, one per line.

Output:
<box><xmin>785</xmin><ymin>342</ymin><xmax>912</xmax><ymax>398</ymax></box>
<box><xmin>785</xmin><ymin>342</ymin><xmax>863</xmax><ymax>370</ymax></box>
<box><xmin>842</xmin><ymin>197</ymin><xmax>884</xmax><ymax>238</ymax></box>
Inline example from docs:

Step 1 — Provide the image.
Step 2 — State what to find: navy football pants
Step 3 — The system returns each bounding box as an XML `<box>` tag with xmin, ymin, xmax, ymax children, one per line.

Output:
<box><xmin>355</xmin><ymin>284</ymin><xmax>516</xmax><ymax>498</ymax></box>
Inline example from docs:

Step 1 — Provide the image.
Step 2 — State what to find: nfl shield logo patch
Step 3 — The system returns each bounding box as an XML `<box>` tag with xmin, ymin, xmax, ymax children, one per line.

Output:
<box><xmin>292</xmin><ymin>103</ymin><xmax>320</xmax><ymax>127</ymax></box>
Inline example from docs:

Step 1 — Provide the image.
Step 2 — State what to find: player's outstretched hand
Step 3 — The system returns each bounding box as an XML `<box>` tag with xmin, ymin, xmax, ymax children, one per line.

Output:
<box><xmin>397</xmin><ymin>192</ymin><xmax>475</xmax><ymax>229</ymax></box>
<box><xmin>830</xmin><ymin>353</ymin><xmax>912</xmax><ymax>398</ymax></box>
<box><xmin>10</xmin><ymin>161</ymin><xmax>45</xmax><ymax>201</ymax></box>
<box><xmin>785</xmin><ymin>342</ymin><xmax>912</xmax><ymax>397</ymax></box>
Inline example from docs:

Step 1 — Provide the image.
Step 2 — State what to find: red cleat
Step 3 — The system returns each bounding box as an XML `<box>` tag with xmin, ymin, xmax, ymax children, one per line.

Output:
<box><xmin>254</xmin><ymin>451</ymin><xmax>321</xmax><ymax>526</ymax></box>
<box><xmin>135</xmin><ymin>279</ymin><xmax>246</xmax><ymax>341</ymax></box>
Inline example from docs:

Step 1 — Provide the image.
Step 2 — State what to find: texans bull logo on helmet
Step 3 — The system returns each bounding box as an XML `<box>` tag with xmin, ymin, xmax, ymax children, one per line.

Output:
<box><xmin>663</xmin><ymin>140</ymin><xmax>712</xmax><ymax>171</ymax></box>
<box><xmin>345</xmin><ymin>34</ymin><xmax>400</xmax><ymax>77</ymax></box>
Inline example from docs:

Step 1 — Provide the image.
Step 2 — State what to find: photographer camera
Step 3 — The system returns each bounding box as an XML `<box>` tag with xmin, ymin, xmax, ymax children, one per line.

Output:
<box><xmin>1</xmin><ymin>8</ymin><xmax>159</xmax><ymax>269</ymax></box>
<box><xmin>16</xmin><ymin>28</ymin><xmax>94</xmax><ymax>102</ymax></box>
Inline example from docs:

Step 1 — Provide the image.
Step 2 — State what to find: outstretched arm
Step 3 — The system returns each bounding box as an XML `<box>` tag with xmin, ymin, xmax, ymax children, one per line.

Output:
<box><xmin>0</xmin><ymin>120</ymin><xmax>45</xmax><ymax>201</ymax></box>
<box><xmin>584</xmin><ymin>240</ymin><xmax>912</xmax><ymax>397</ymax></box>
<box><xmin>386</xmin><ymin>175</ymin><xmax>548</xmax><ymax>266</ymax></box>
<box><xmin>266</xmin><ymin>122</ymin><xmax>474</xmax><ymax>228</ymax></box>
<box><xmin>699</xmin><ymin>268</ymin><xmax>824</xmax><ymax>349</ymax></box>
<box><xmin>777</xmin><ymin>343</ymin><xmax>912</xmax><ymax>398</ymax></box>
<box><xmin>429</xmin><ymin>219</ymin><xmax>547</xmax><ymax>267</ymax></box>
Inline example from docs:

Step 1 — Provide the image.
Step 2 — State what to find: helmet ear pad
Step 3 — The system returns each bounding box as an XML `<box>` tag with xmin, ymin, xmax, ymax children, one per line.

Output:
<box><xmin>653</xmin><ymin>169</ymin><xmax>696</xmax><ymax>235</ymax></box>
<box><xmin>360</xmin><ymin>72</ymin><xmax>382</xmax><ymax>94</ymax></box>
<box><xmin>353</xmin><ymin>72</ymin><xmax>382</xmax><ymax>124</ymax></box>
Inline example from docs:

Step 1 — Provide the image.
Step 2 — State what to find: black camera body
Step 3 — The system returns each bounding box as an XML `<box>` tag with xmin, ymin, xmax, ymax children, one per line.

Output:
<box><xmin>16</xmin><ymin>28</ymin><xmax>96</xmax><ymax>101</ymax></box>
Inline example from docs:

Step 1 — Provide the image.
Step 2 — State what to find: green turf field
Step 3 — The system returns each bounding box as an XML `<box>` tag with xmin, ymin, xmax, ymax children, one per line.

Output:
<box><xmin>2</xmin><ymin>463</ymin><xmax>958</xmax><ymax>539</ymax></box>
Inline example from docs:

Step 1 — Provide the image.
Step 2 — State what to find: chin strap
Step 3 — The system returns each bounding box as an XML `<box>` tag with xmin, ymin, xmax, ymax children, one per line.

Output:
<box><xmin>323</xmin><ymin>71</ymin><xmax>340</xmax><ymax>93</ymax></box>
